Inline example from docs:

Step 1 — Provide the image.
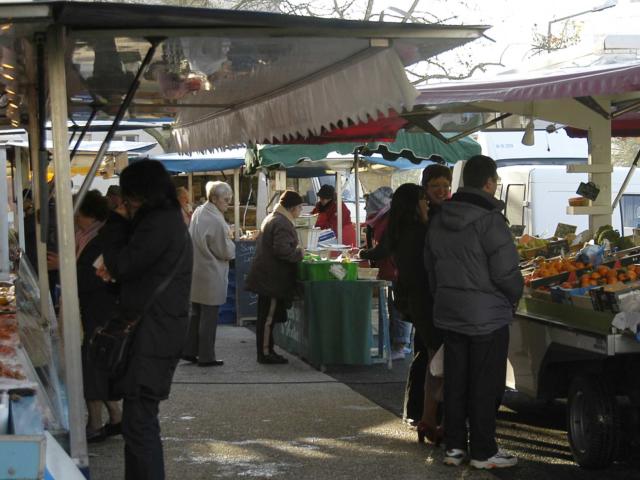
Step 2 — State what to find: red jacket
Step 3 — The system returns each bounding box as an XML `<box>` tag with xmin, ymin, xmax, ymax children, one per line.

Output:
<box><xmin>312</xmin><ymin>200</ymin><xmax>356</xmax><ymax>246</ymax></box>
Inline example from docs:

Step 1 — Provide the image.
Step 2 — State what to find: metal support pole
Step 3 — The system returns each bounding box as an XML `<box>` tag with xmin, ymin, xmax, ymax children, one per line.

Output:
<box><xmin>74</xmin><ymin>38</ymin><xmax>161</xmax><ymax>213</ymax></box>
<box><xmin>0</xmin><ymin>149</ymin><xmax>9</xmax><ymax>279</ymax></box>
<box><xmin>69</xmin><ymin>107</ymin><xmax>97</xmax><ymax>161</ymax></box>
<box><xmin>187</xmin><ymin>172</ymin><xmax>194</xmax><ymax>204</ymax></box>
<box><xmin>36</xmin><ymin>35</ymin><xmax>49</xmax><ymax>243</ymax></box>
<box><xmin>25</xmin><ymin>39</ymin><xmax>51</xmax><ymax>305</ymax></box>
<box><xmin>588</xmin><ymin>116</ymin><xmax>613</xmax><ymax>232</ymax></box>
<box><xmin>14</xmin><ymin>148</ymin><xmax>25</xmax><ymax>252</ymax></box>
<box><xmin>354</xmin><ymin>153</ymin><xmax>360</xmax><ymax>248</ymax></box>
<box><xmin>233</xmin><ymin>168</ymin><xmax>241</xmax><ymax>239</ymax></box>
<box><xmin>46</xmin><ymin>24</ymin><xmax>88</xmax><ymax>470</ymax></box>
<box><xmin>336</xmin><ymin>171</ymin><xmax>343</xmax><ymax>244</ymax></box>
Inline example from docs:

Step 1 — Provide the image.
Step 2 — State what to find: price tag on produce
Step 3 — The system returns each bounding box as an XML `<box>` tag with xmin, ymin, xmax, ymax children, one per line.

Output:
<box><xmin>554</xmin><ymin>223</ymin><xmax>577</xmax><ymax>238</ymax></box>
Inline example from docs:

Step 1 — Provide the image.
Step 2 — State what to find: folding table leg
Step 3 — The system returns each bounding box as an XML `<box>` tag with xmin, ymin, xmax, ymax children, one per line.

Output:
<box><xmin>378</xmin><ymin>284</ymin><xmax>392</xmax><ymax>370</ymax></box>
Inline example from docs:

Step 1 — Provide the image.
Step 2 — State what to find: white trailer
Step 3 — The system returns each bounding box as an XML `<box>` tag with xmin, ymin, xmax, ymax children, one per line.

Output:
<box><xmin>498</xmin><ymin>165</ymin><xmax>640</xmax><ymax>237</ymax></box>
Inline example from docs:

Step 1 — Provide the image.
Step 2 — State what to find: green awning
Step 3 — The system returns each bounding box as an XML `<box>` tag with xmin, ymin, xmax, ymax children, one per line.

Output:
<box><xmin>256</xmin><ymin>130</ymin><xmax>481</xmax><ymax>170</ymax></box>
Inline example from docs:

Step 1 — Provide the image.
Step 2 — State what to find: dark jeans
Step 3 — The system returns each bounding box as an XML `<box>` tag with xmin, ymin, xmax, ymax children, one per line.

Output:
<box><xmin>403</xmin><ymin>328</ymin><xmax>428</xmax><ymax>422</ymax></box>
<box><xmin>443</xmin><ymin>325</ymin><xmax>509</xmax><ymax>461</ymax></box>
<box><xmin>122</xmin><ymin>395</ymin><xmax>164</xmax><ymax>480</ymax></box>
<box><xmin>256</xmin><ymin>295</ymin><xmax>287</xmax><ymax>357</ymax></box>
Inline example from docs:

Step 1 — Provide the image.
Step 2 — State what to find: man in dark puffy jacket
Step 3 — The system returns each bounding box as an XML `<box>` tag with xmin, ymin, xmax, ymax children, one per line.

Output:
<box><xmin>424</xmin><ymin>155</ymin><xmax>523</xmax><ymax>470</ymax></box>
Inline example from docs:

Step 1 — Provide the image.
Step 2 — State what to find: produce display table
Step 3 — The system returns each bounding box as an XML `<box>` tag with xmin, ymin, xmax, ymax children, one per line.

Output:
<box><xmin>274</xmin><ymin>280</ymin><xmax>391</xmax><ymax>370</ymax></box>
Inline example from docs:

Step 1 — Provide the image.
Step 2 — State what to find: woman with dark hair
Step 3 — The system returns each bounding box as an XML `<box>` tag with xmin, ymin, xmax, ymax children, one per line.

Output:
<box><xmin>388</xmin><ymin>183</ymin><xmax>443</xmax><ymax>445</ymax></box>
<box><xmin>403</xmin><ymin>165</ymin><xmax>452</xmax><ymax>427</ymax></box>
<box><xmin>97</xmin><ymin>160</ymin><xmax>193</xmax><ymax>480</ymax></box>
<box><xmin>75</xmin><ymin>190</ymin><xmax>123</xmax><ymax>442</ymax></box>
<box><xmin>312</xmin><ymin>184</ymin><xmax>357</xmax><ymax>246</ymax></box>
<box><xmin>46</xmin><ymin>190</ymin><xmax>123</xmax><ymax>442</ymax></box>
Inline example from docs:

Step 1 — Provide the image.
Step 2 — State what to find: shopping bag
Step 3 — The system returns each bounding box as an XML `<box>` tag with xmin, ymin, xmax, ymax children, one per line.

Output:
<box><xmin>429</xmin><ymin>345</ymin><xmax>444</xmax><ymax>378</ymax></box>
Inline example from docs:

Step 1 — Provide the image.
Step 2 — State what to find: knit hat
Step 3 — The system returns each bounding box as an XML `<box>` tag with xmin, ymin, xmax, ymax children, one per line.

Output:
<box><xmin>279</xmin><ymin>190</ymin><xmax>303</xmax><ymax>209</ymax></box>
<box><xmin>317</xmin><ymin>184</ymin><xmax>335</xmax><ymax>199</ymax></box>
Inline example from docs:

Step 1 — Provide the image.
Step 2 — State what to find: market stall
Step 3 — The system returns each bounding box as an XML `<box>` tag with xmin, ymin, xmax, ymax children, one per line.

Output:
<box><xmin>411</xmin><ymin>60</ymin><xmax>640</xmax><ymax>469</ymax></box>
<box><xmin>0</xmin><ymin>2</ymin><xmax>488</xmax><ymax>475</ymax></box>
<box><xmin>268</xmin><ymin>152</ymin><xmax>460</xmax><ymax>370</ymax></box>
<box><xmin>149</xmin><ymin>149</ymin><xmax>254</xmax><ymax>325</ymax></box>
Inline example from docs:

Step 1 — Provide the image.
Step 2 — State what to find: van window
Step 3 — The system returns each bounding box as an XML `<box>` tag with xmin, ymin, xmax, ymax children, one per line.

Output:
<box><xmin>504</xmin><ymin>184</ymin><xmax>525</xmax><ymax>227</ymax></box>
<box><xmin>620</xmin><ymin>194</ymin><xmax>640</xmax><ymax>236</ymax></box>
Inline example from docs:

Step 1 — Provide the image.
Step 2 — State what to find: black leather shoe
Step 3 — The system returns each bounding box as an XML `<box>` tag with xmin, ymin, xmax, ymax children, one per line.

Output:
<box><xmin>258</xmin><ymin>354</ymin><xmax>288</xmax><ymax>364</ymax></box>
<box><xmin>104</xmin><ymin>422</ymin><xmax>122</xmax><ymax>437</ymax></box>
<box><xmin>198</xmin><ymin>360</ymin><xmax>224</xmax><ymax>367</ymax></box>
<box><xmin>181</xmin><ymin>356</ymin><xmax>198</xmax><ymax>364</ymax></box>
<box><xmin>86</xmin><ymin>427</ymin><xmax>107</xmax><ymax>443</ymax></box>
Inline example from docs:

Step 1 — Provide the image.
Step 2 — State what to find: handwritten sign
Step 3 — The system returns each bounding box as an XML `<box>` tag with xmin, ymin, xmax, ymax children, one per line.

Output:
<box><xmin>554</xmin><ymin>223</ymin><xmax>577</xmax><ymax>239</ymax></box>
<box><xmin>235</xmin><ymin>240</ymin><xmax>258</xmax><ymax>323</ymax></box>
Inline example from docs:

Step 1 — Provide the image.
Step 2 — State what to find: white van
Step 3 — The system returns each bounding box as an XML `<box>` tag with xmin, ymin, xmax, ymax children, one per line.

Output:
<box><xmin>498</xmin><ymin>165</ymin><xmax>640</xmax><ymax>237</ymax></box>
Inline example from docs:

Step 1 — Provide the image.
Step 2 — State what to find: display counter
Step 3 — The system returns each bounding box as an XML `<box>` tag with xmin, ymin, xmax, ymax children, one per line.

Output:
<box><xmin>274</xmin><ymin>279</ymin><xmax>391</xmax><ymax>370</ymax></box>
<box><xmin>0</xmin><ymin>259</ymin><xmax>84</xmax><ymax>479</ymax></box>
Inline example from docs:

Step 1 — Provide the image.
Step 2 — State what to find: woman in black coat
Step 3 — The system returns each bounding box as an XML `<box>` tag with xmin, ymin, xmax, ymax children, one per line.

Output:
<box><xmin>74</xmin><ymin>191</ymin><xmax>122</xmax><ymax>442</ymax></box>
<box><xmin>388</xmin><ymin>183</ymin><xmax>444</xmax><ymax>445</ymax></box>
<box><xmin>50</xmin><ymin>190</ymin><xmax>123</xmax><ymax>442</ymax></box>
<box><xmin>98</xmin><ymin>160</ymin><xmax>193</xmax><ymax>480</ymax></box>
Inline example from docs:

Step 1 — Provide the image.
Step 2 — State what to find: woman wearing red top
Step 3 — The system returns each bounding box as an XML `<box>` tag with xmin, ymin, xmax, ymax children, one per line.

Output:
<box><xmin>312</xmin><ymin>184</ymin><xmax>356</xmax><ymax>246</ymax></box>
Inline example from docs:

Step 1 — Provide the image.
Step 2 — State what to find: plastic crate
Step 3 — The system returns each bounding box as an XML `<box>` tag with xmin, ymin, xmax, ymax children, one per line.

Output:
<box><xmin>294</xmin><ymin>214</ymin><xmax>317</xmax><ymax>228</ymax></box>
<box><xmin>298</xmin><ymin>261</ymin><xmax>358</xmax><ymax>281</ymax></box>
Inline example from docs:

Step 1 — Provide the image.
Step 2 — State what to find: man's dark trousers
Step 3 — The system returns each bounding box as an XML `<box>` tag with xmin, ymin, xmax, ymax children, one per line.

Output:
<box><xmin>443</xmin><ymin>325</ymin><xmax>509</xmax><ymax>460</ymax></box>
<box><xmin>123</xmin><ymin>395</ymin><xmax>164</xmax><ymax>480</ymax></box>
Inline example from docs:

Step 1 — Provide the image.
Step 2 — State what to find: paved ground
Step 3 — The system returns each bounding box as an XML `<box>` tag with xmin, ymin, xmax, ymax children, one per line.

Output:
<box><xmin>88</xmin><ymin>326</ymin><xmax>494</xmax><ymax>479</ymax></box>
<box><xmin>89</xmin><ymin>325</ymin><xmax>640</xmax><ymax>479</ymax></box>
<box><xmin>327</xmin><ymin>359</ymin><xmax>640</xmax><ymax>480</ymax></box>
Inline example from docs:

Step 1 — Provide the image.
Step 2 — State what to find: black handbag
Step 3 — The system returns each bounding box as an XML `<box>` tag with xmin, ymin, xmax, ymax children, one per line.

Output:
<box><xmin>89</xmin><ymin>232</ymin><xmax>189</xmax><ymax>377</ymax></box>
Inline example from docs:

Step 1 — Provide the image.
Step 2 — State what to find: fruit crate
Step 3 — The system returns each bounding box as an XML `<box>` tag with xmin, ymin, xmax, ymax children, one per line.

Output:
<box><xmin>589</xmin><ymin>281</ymin><xmax>640</xmax><ymax>313</ymax></box>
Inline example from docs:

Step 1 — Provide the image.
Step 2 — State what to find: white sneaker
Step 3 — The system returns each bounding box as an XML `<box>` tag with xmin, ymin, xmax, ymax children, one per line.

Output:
<box><xmin>443</xmin><ymin>448</ymin><xmax>467</xmax><ymax>466</ymax></box>
<box><xmin>470</xmin><ymin>450</ymin><xmax>518</xmax><ymax>469</ymax></box>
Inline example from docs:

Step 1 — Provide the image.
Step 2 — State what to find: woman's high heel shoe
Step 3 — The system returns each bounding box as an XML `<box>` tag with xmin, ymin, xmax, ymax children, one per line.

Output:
<box><xmin>416</xmin><ymin>421</ymin><xmax>444</xmax><ymax>445</ymax></box>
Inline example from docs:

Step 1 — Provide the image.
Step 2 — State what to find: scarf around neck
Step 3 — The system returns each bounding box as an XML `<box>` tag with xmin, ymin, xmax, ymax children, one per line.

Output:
<box><xmin>75</xmin><ymin>219</ymin><xmax>105</xmax><ymax>259</ymax></box>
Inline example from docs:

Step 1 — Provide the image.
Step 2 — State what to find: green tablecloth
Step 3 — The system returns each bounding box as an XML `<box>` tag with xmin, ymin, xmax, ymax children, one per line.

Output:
<box><xmin>275</xmin><ymin>280</ymin><xmax>376</xmax><ymax>367</ymax></box>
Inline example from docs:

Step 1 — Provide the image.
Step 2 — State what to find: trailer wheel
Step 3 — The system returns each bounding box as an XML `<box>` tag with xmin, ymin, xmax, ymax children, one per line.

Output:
<box><xmin>568</xmin><ymin>374</ymin><xmax>620</xmax><ymax>469</ymax></box>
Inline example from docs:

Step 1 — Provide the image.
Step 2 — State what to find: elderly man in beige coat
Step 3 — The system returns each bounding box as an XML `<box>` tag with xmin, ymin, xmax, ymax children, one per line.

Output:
<box><xmin>183</xmin><ymin>181</ymin><xmax>236</xmax><ymax>366</ymax></box>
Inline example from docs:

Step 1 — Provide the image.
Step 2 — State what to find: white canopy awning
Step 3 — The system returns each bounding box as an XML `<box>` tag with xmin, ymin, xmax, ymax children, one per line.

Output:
<box><xmin>171</xmin><ymin>48</ymin><xmax>418</xmax><ymax>150</ymax></box>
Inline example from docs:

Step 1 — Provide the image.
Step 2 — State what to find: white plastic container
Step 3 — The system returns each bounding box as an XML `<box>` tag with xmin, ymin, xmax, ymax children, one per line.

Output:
<box><xmin>294</xmin><ymin>214</ymin><xmax>318</xmax><ymax>228</ymax></box>
<box><xmin>296</xmin><ymin>227</ymin><xmax>321</xmax><ymax>250</ymax></box>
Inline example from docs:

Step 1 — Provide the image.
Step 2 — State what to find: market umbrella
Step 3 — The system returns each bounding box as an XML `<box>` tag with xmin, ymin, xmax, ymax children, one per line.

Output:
<box><xmin>254</xmin><ymin>130</ymin><xmax>480</xmax><ymax>171</ymax></box>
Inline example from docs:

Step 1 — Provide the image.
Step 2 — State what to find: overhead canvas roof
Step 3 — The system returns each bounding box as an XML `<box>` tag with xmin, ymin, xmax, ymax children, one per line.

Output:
<box><xmin>0</xmin><ymin>1</ymin><xmax>488</xmax><ymax>149</ymax></box>
<box><xmin>405</xmin><ymin>61</ymin><xmax>640</xmax><ymax>138</ymax></box>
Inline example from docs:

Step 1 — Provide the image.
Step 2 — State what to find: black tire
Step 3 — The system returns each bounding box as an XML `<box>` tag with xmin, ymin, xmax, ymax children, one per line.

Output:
<box><xmin>567</xmin><ymin>374</ymin><xmax>620</xmax><ymax>469</ymax></box>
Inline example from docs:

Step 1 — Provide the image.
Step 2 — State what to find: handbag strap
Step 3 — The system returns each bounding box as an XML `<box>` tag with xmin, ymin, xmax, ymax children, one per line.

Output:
<box><xmin>140</xmin><ymin>229</ymin><xmax>190</xmax><ymax>315</ymax></box>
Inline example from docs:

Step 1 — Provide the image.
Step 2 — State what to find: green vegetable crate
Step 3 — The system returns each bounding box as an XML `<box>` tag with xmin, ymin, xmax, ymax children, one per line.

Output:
<box><xmin>298</xmin><ymin>261</ymin><xmax>358</xmax><ymax>281</ymax></box>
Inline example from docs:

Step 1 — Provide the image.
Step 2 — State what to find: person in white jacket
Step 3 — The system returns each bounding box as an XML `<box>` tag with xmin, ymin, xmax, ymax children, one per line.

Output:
<box><xmin>183</xmin><ymin>181</ymin><xmax>236</xmax><ymax>366</ymax></box>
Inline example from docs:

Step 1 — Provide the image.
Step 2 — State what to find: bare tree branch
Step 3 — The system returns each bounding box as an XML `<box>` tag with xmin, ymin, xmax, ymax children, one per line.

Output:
<box><xmin>363</xmin><ymin>0</ymin><xmax>374</xmax><ymax>21</ymax></box>
<box><xmin>407</xmin><ymin>61</ymin><xmax>504</xmax><ymax>84</ymax></box>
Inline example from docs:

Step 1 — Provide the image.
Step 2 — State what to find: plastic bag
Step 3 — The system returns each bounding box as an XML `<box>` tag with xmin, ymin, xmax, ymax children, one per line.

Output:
<box><xmin>429</xmin><ymin>345</ymin><xmax>444</xmax><ymax>378</ymax></box>
<box><xmin>577</xmin><ymin>244</ymin><xmax>605</xmax><ymax>267</ymax></box>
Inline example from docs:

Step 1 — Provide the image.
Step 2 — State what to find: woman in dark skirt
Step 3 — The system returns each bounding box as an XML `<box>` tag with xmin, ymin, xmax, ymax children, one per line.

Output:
<box><xmin>75</xmin><ymin>190</ymin><xmax>122</xmax><ymax>442</ymax></box>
